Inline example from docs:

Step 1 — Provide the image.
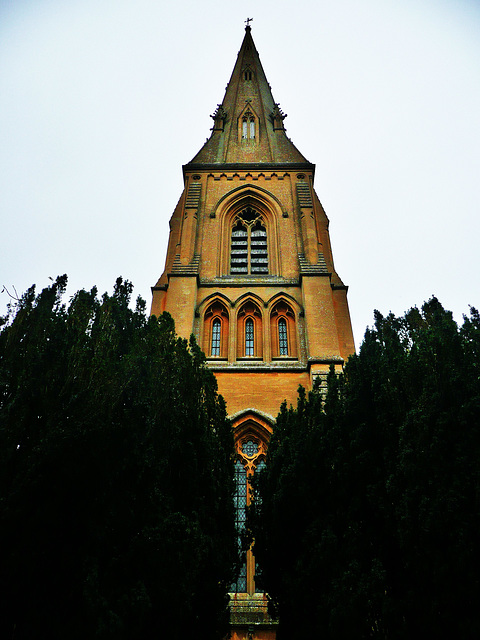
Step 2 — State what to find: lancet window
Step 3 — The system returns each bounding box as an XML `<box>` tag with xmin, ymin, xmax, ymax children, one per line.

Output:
<box><xmin>230</xmin><ymin>434</ymin><xmax>267</xmax><ymax>594</ymax></box>
<box><xmin>237</xmin><ymin>301</ymin><xmax>262</xmax><ymax>358</ymax></box>
<box><xmin>230</xmin><ymin>208</ymin><xmax>268</xmax><ymax>275</ymax></box>
<box><xmin>270</xmin><ymin>300</ymin><xmax>297</xmax><ymax>358</ymax></box>
<box><xmin>242</xmin><ymin>110</ymin><xmax>255</xmax><ymax>139</ymax></box>
<box><xmin>203</xmin><ymin>301</ymin><xmax>229</xmax><ymax>359</ymax></box>
<box><xmin>211</xmin><ymin>318</ymin><xmax>221</xmax><ymax>356</ymax></box>
<box><xmin>278</xmin><ymin>317</ymin><xmax>288</xmax><ymax>355</ymax></box>
<box><xmin>245</xmin><ymin>318</ymin><xmax>254</xmax><ymax>356</ymax></box>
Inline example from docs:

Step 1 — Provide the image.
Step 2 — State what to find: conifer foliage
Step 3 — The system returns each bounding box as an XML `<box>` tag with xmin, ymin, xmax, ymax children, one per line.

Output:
<box><xmin>0</xmin><ymin>276</ymin><xmax>236</xmax><ymax>640</ymax></box>
<box><xmin>252</xmin><ymin>298</ymin><xmax>480</xmax><ymax>639</ymax></box>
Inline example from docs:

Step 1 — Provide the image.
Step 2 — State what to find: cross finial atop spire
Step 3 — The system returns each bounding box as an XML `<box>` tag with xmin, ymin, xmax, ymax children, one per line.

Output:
<box><xmin>245</xmin><ymin>17</ymin><xmax>253</xmax><ymax>29</ymax></box>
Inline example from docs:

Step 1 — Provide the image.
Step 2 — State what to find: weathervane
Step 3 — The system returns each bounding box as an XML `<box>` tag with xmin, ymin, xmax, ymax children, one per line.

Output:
<box><xmin>245</xmin><ymin>17</ymin><xmax>253</xmax><ymax>28</ymax></box>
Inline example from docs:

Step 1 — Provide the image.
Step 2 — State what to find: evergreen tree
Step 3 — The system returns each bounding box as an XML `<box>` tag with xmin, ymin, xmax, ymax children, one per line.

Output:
<box><xmin>0</xmin><ymin>276</ymin><xmax>236</xmax><ymax>640</ymax></box>
<box><xmin>252</xmin><ymin>298</ymin><xmax>480</xmax><ymax>639</ymax></box>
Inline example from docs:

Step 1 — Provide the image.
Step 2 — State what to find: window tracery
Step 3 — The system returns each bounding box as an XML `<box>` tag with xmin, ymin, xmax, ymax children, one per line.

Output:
<box><xmin>230</xmin><ymin>208</ymin><xmax>268</xmax><ymax>275</ymax></box>
<box><xmin>242</xmin><ymin>110</ymin><xmax>255</xmax><ymax>139</ymax></box>
<box><xmin>230</xmin><ymin>432</ymin><xmax>267</xmax><ymax>594</ymax></box>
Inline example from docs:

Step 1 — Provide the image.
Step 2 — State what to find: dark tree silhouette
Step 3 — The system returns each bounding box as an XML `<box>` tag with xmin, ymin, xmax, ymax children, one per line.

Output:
<box><xmin>0</xmin><ymin>276</ymin><xmax>236</xmax><ymax>640</ymax></box>
<box><xmin>252</xmin><ymin>298</ymin><xmax>480</xmax><ymax>639</ymax></box>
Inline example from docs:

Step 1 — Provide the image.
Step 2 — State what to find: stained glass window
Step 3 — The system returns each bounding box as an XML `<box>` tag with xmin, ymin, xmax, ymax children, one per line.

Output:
<box><xmin>242</xmin><ymin>440</ymin><xmax>259</xmax><ymax>456</ymax></box>
<box><xmin>211</xmin><ymin>318</ymin><xmax>221</xmax><ymax>356</ymax></box>
<box><xmin>230</xmin><ymin>439</ymin><xmax>267</xmax><ymax>594</ymax></box>
<box><xmin>279</xmin><ymin>318</ymin><xmax>288</xmax><ymax>355</ymax></box>
<box><xmin>255</xmin><ymin>459</ymin><xmax>266</xmax><ymax>474</ymax></box>
<box><xmin>231</xmin><ymin>460</ymin><xmax>248</xmax><ymax>592</ymax></box>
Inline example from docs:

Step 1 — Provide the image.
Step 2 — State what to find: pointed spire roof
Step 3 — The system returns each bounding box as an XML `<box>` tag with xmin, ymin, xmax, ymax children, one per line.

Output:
<box><xmin>186</xmin><ymin>25</ymin><xmax>311</xmax><ymax>168</ymax></box>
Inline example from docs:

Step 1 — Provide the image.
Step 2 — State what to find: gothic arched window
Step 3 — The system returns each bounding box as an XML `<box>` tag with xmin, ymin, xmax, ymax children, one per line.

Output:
<box><xmin>245</xmin><ymin>318</ymin><xmax>254</xmax><ymax>356</ymax></box>
<box><xmin>231</xmin><ymin>459</ymin><xmax>248</xmax><ymax>592</ymax></box>
<box><xmin>211</xmin><ymin>318</ymin><xmax>221</xmax><ymax>356</ymax></box>
<box><xmin>241</xmin><ymin>110</ymin><xmax>255</xmax><ymax>140</ymax></box>
<box><xmin>270</xmin><ymin>300</ymin><xmax>297</xmax><ymax>358</ymax></box>
<box><xmin>230</xmin><ymin>434</ymin><xmax>267</xmax><ymax>594</ymax></box>
<box><xmin>230</xmin><ymin>208</ymin><xmax>268</xmax><ymax>275</ymax></box>
<box><xmin>237</xmin><ymin>301</ymin><xmax>262</xmax><ymax>359</ymax></box>
<box><xmin>203</xmin><ymin>301</ymin><xmax>229</xmax><ymax>359</ymax></box>
<box><xmin>278</xmin><ymin>317</ymin><xmax>288</xmax><ymax>355</ymax></box>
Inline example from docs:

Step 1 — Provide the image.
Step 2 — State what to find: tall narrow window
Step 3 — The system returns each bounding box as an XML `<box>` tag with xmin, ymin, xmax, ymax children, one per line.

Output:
<box><xmin>230</xmin><ymin>431</ymin><xmax>268</xmax><ymax>595</ymax></box>
<box><xmin>241</xmin><ymin>111</ymin><xmax>256</xmax><ymax>140</ymax></box>
<box><xmin>231</xmin><ymin>222</ymin><xmax>248</xmax><ymax>274</ymax></box>
<box><xmin>250</xmin><ymin>221</ymin><xmax>268</xmax><ymax>274</ymax></box>
<box><xmin>211</xmin><ymin>318</ymin><xmax>221</xmax><ymax>356</ymax></box>
<box><xmin>245</xmin><ymin>318</ymin><xmax>254</xmax><ymax>356</ymax></box>
<box><xmin>278</xmin><ymin>318</ymin><xmax>288</xmax><ymax>355</ymax></box>
<box><xmin>270</xmin><ymin>301</ymin><xmax>297</xmax><ymax>359</ymax></box>
<box><xmin>230</xmin><ymin>208</ymin><xmax>268</xmax><ymax>275</ymax></box>
<box><xmin>237</xmin><ymin>301</ymin><xmax>262</xmax><ymax>360</ymax></box>
<box><xmin>204</xmin><ymin>301</ymin><xmax>229</xmax><ymax>359</ymax></box>
<box><xmin>231</xmin><ymin>460</ymin><xmax>248</xmax><ymax>593</ymax></box>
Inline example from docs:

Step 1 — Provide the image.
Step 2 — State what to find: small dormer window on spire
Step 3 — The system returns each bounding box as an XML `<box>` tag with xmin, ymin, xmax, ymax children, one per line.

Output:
<box><xmin>242</xmin><ymin>110</ymin><xmax>255</xmax><ymax>140</ymax></box>
<box><xmin>244</xmin><ymin>68</ymin><xmax>252</xmax><ymax>81</ymax></box>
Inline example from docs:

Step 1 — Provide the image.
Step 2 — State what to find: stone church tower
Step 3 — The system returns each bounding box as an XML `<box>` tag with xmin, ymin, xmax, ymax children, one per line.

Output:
<box><xmin>151</xmin><ymin>24</ymin><xmax>355</xmax><ymax>640</ymax></box>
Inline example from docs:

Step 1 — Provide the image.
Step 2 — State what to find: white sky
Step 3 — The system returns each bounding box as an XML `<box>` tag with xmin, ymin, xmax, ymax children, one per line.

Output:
<box><xmin>1</xmin><ymin>0</ymin><xmax>479</xmax><ymax>349</ymax></box>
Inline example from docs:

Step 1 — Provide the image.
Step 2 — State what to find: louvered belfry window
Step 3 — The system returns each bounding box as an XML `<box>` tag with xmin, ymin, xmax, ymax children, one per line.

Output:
<box><xmin>230</xmin><ymin>208</ymin><xmax>268</xmax><ymax>275</ymax></box>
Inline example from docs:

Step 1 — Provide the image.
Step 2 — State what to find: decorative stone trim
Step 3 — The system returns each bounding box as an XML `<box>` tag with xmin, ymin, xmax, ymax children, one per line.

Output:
<box><xmin>296</xmin><ymin>182</ymin><xmax>313</xmax><ymax>208</ymax></box>
<box><xmin>168</xmin><ymin>254</ymin><xmax>200</xmax><ymax>276</ymax></box>
<box><xmin>297</xmin><ymin>253</ymin><xmax>329</xmax><ymax>274</ymax></box>
<box><xmin>199</xmin><ymin>277</ymin><xmax>299</xmax><ymax>287</ymax></box>
<box><xmin>184</xmin><ymin>182</ymin><xmax>201</xmax><ymax>208</ymax></box>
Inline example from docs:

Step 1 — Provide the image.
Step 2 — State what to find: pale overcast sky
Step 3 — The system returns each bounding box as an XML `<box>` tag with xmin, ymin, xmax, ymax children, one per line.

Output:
<box><xmin>1</xmin><ymin>0</ymin><xmax>479</xmax><ymax>349</ymax></box>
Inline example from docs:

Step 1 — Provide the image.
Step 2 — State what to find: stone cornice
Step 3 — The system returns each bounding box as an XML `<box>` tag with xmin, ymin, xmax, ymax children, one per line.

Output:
<box><xmin>183</xmin><ymin>162</ymin><xmax>315</xmax><ymax>178</ymax></box>
<box><xmin>199</xmin><ymin>277</ymin><xmax>299</xmax><ymax>287</ymax></box>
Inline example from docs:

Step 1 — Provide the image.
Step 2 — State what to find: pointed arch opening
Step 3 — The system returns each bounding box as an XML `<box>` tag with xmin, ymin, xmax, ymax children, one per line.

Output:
<box><xmin>230</xmin><ymin>414</ymin><xmax>272</xmax><ymax>596</ymax></box>
<box><xmin>241</xmin><ymin>109</ymin><xmax>256</xmax><ymax>140</ymax></box>
<box><xmin>237</xmin><ymin>300</ymin><xmax>263</xmax><ymax>359</ymax></box>
<box><xmin>237</xmin><ymin>104</ymin><xmax>259</xmax><ymax>145</ymax></box>
<box><xmin>203</xmin><ymin>300</ymin><xmax>229</xmax><ymax>359</ymax></box>
<box><xmin>230</xmin><ymin>207</ymin><xmax>268</xmax><ymax>275</ymax></box>
<box><xmin>270</xmin><ymin>300</ymin><xmax>297</xmax><ymax>358</ymax></box>
<box><xmin>243</xmin><ymin>66</ymin><xmax>253</xmax><ymax>82</ymax></box>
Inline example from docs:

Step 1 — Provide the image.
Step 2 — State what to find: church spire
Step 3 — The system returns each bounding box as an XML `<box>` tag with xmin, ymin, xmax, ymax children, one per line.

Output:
<box><xmin>187</xmin><ymin>25</ymin><xmax>310</xmax><ymax>166</ymax></box>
